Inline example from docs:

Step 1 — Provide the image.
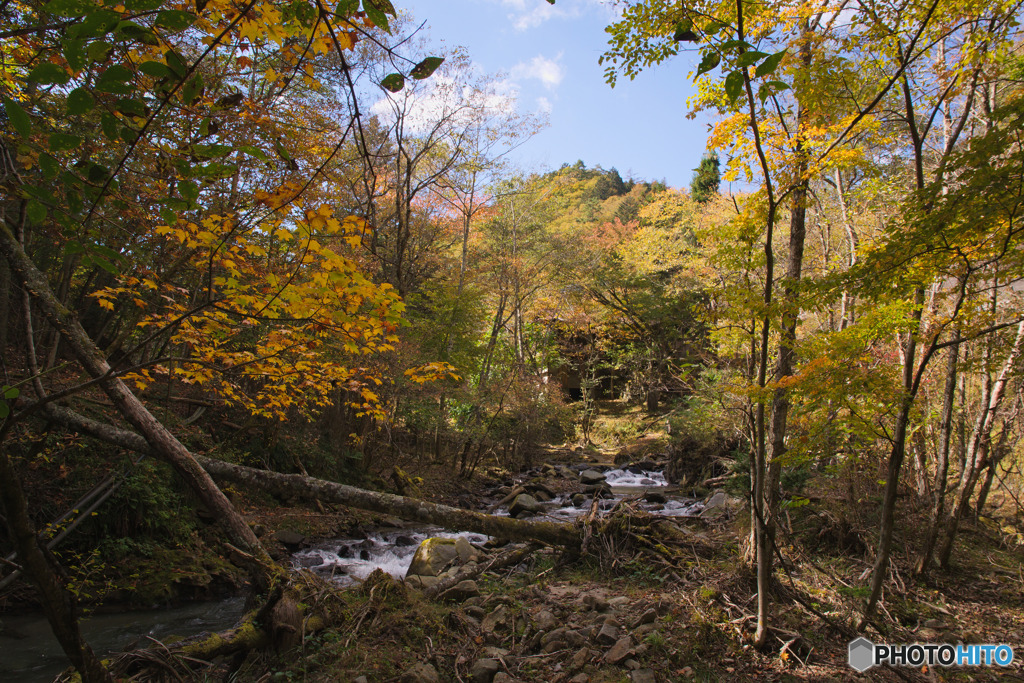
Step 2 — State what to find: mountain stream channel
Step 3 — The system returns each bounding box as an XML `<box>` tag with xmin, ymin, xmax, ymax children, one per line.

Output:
<box><xmin>3</xmin><ymin>464</ymin><xmax>706</xmax><ymax>682</ymax></box>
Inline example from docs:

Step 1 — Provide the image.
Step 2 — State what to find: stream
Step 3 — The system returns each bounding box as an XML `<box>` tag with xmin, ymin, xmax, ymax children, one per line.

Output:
<box><xmin>2</xmin><ymin>466</ymin><xmax>699</xmax><ymax>681</ymax></box>
<box><xmin>0</xmin><ymin>597</ymin><xmax>247</xmax><ymax>683</ymax></box>
<box><xmin>291</xmin><ymin>466</ymin><xmax>702</xmax><ymax>583</ymax></box>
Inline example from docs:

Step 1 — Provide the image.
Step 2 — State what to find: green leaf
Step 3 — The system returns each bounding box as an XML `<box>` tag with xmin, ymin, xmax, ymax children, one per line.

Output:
<box><xmin>180</xmin><ymin>179</ymin><xmax>199</xmax><ymax>202</ymax></box>
<box><xmin>101</xmin><ymin>113</ymin><xmax>119</xmax><ymax>140</ymax></box>
<box><xmin>754</xmin><ymin>49</ymin><xmax>787</xmax><ymax>78</ymax></box>
<box><xmin>62</xmin><ymin>38</ymin><xmax>87</xmax><ymax>71</ymax></box>
<box><xmin>155</xmin><ymin>9</ymin><xmax>195</xmax><ymax>30</ymax></box>
<box><xmin>115</xmin><ymin>98</ymin><xmax>148</xmax><ymax>118</ymax></box>
<box><xmin>673</xmin><ymin>20</ymin><xmax>698</xmax><ymax>43</ymax></box>
<box><xmin>239</xmin><ymin>145</ymin><xmax>269</xmax><ymax>162</ymax></box>
<box><xmin>3</xmin><ymin>97</ymin><xmax>32</xmax><ymax>137</ymax></box>
<box><xmin>719</xmin><ymin>39</ymin><xmax>752</xmax><ymax>52</ymax></box>
<box><xmin>335</xmin><ymin>0</ymin><xmax>358</xmax><ymax>13</ymax></box>
<box><xmin>26</xmin><ymin>200</ymin><xmax>47</xmax><ymax>224</ymax></box>
<box><xmin>124</xmin><ymin>0</ymin><xmax>163</xmax><ymax>10</ymax></box>
<box><xmin>182</xmin><ymin>75</ymin><xmax>204</xmax><ymax>104</ymax></box>
<box><xmin>165</xmin><ymin>50</ymin><xmax>188</xmax><ymax>78</ymax></box>
<box><xmin>0</xmin><ymin>402</ymin><xmax>9</xmax><ymax>419</ymax></box>
<box><xmin>362</xmin><ymin>1</ymin><xmax>389</xmax><ymax>31</ymax></box>
<box><xmin>366</xmin><ymin>0</ymin><xmax>395</xmax><ymax>14</ymax></box>
<box><xmin>42</xmin><ymin>0</ymin><xmax>94</xmax><ymax>18</ymax></box>
<box><xmin>410</xmin><ymin>56</ymin><xmax>444</xmax><ymax>80</ymax></box>
<box><xmin>95</xmin><ymin>64</ymin><xmax>134</xmax><ymax>94</ymax></box>
<box><xmin>66</xmin><ymin>87</ymin><xmax>95</xmax><ymax>115</ymax></box>
<box><xmin>766</xmin><ymin>80</ymin><xmax>790</xmax><ymax>91</ymax></box>
<box><xmin>3</xmin><ymin>386</ymin><xmax>19</xmax><ymax>401</ymax></box>
<box><xmin>736</xmin><ymin>50</ymin><xmax>767</xmax><ymax>68</ymax></box>
<box><xmin>724</xmin><ymin>70</ymin><xmax>744</xmax><ymax>103</ymax></box>
<box><xmin>116</xmin><ymin>21</ymin><xmax>160</xmax><ymax>46</ymax></box>
<box><xmin>696</xmin><ymin>51</ymin><xmax>721</xmax><ymax>77</ymax></box>
<box><xmin>381</xmin><ymin>73</ymin><xmax>404</xmax><ymax>92</ymax></box>
<box><xmin>139</xmin><ymin>61</ymin><xmax>172</xmax><ymax>78</ymax></box>
<box><xmin>88</xmin><ymin>254</ymin><xmax>120</xmax><ymax>275</ymax></box>
<box><xmin>28</xmin><ymin>62</ymin><xmax>71</xmax><ymax>85</ymax></box>
<box><xmin>87</xmin><ymin>163</ymin><xmax>110</xmax><ymax>182</ymax></box>
<box><xmin>86</xmin><ymin>40</ymin><xmax>114</xmax><ymax>62</ymax></box>
<box><xmin>70</xmin><ymin>12</ymin><xmax>120</xmax><ymax>39</ymax></box>
<box><xmin>40</xmin><ymin>154</ymin><xmax>59</xmax><ymax>179</ymax></box>
<box><xmin>49</xmin><ymin>133</ymin><xmax>83</xmax><ymax>152</ymax></box>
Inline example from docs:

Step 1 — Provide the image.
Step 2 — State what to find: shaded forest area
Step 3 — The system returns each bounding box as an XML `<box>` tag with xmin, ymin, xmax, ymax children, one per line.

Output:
<box><xmin>1</xmin><ymin>0</ymin><xmax>1023</xmax><ymax>681</ymax></box>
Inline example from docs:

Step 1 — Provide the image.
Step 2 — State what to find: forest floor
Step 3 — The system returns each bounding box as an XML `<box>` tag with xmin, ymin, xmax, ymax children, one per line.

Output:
<box><xmin>225</xmin><ymin>402</ymin><xmax>1024</xmax><ymax>683</ymax></box>
<box><xmin>4</xmin><ymin>401</ymin><xmax>1024</xmax><ymax>682</ymax></box>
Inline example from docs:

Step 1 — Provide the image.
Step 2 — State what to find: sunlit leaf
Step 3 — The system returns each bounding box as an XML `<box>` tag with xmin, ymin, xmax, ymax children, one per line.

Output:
<box><xmin>381</xmin><ymin>73</ymin><xmax>404</xmax><ymax>92</ymax></box>
<box><xmin>410</xmin><ymin>57</ymin><xmax>444</xmax><ymax>80</ymax></box>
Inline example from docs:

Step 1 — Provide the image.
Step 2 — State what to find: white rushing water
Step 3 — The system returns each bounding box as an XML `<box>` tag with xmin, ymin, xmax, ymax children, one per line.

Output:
<box><xmin>292</xmin><ymin>468</ymin><xmax>699</xmax><ymax>582</ymax></box>
<box><xmin>293</xmin><ymin>529</ymin><xmax>488</xmax><ymax>585</ymax></box>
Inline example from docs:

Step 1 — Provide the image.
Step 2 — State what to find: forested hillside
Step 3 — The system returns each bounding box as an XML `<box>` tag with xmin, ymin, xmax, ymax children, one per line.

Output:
<box><xmin>1</xmin><ymin>0</ymin><xmax>1023</xmax><ymax>681</ymax></box>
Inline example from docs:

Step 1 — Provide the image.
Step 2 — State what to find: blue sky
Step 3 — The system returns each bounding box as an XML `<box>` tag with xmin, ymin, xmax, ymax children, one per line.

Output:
<box><xmin>397</xmin><ymin>0</ymin><xmax>713</xmax><ymax>189</ymax></box>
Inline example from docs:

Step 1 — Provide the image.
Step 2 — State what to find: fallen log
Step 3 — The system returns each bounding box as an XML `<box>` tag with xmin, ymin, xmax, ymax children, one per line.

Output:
<box><xmin>43</xmin><ymin>404</ymin><xmax>581</xmax><ymax>548</ymax></box>
<box><xmin>199</xmin><ymin>458</ymin><xmax>582</xmax><ymax>548</ymax></box>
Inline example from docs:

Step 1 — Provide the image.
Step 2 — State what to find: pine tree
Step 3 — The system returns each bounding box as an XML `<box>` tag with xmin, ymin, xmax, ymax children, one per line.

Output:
<box><xmin>690</xmin><ymin>154</ymin><xmax>720</xmax><ymax>203</ymax></box>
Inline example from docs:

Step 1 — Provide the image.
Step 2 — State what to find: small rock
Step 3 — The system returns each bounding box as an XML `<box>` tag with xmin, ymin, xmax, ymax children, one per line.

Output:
<box><xmin>470</xmin><ymin>658</ymin><xmax>501</xmax><ymax>683</ymax></box>
<box><xmin>455</xmin><ymin>536</ymin><xmax>477</xmax><ymax>563</ymax></box>
<box><xmin>401</xmin><ymin>662</ymin><xmax>439</xmax><ymax>683</ymax></box>
<box><xmin>632</xmin><ymin>609</ymin><xmax>658</xmax><ymax>628</ymax></box>
<box><xmin>534</xmin><ymin>609</ymin><xmax>558</xmax><ymax>631</ymax></box>
<box><xmin>643</xmin><ymin>491</ymin><xmax>667</xmax><ymax>504</ymax></box>
<box><xmin>406</xmin><ymin>575</ymin><xmax>439</xmax><ymax>590</ymax></box>
<box><xmin>353</xmin><ymin>677</ymin><xmax>368</xmax><ymax>683</ymax></box>
<box><xmin>922</xmin><ymin>618</ymin><xmax>945</xmax><ymax>629</ymax></box>
<box><xmin>492</xmin><ymin>674</ymin><xmax>515</xmax><ymax>683</ymax></box>
<box><xmin>394</xmin><ymin>535</ymin><xmax>417</xmax><ymax>546</ymax></box>
<box><xmin>483</xmin><ymin>646</ymin><xmax>509</xmax><ymax>658</ymax></box>
<box><xmin>607</xmin><ymin>596</ymin><xmax>630</xmax><ymax>609</ymax></box>
<box><xmin>509</xmin><ymin>494</ymin><xmax>545</xmax><ymax>517</ymax></box>
<box><xmin>570</xmin><ymin>647</ymin><xmax>592</xmax><ymax>669</ymax></box>
<box><xmin>631</xmin><ymin>669</ymin><xmax>657</xmax><ymax>683</ymax></box>
<box><xmin>481</xmin><ymin>605</ymin><xmax>509</xmax><ymax>633</ymax></box>
<box><xmin>582</xmin><ymin>594</ymin><xmax>610</xmax><ymax>612</ymax></box>
<box><xmin>571</xmin><ymin>493</ymin><xmax>588</xmax><ymax>507</ymax></box>
<box><xmin>273</xmin><ymin>529</ymin><xmax>305</xmax><ymax>546</ymax></box>
<box><xmin>605</xmin><ymin>635</ymin><xmax>633</xmax><ymax>664</ymax></box>
<box><xmin>445</xmin><ymin>579</ymin><xmax>480</xmax><ymax>601</ymax></box>
<box><xmin>579</xmin><ymin>469</ymin><xmax>607</xmax><ymax>485</ymax></box>
<box><xmin>466</xmin><ymin>605</ymin><xmax>486</xmax><ymax>619</ymax></box>
<box><xmin>569</xmin><ymin>675</ymin><xmax>589</xmax><ymax>683</ymax></box>
<box><xmin>624</xmin><ymin>658</ymin><xmax>640</xmax><ymax>670</ymax></box>
<box><xmin>595</xmin><ymin>623</ymin><xmax>619</xmax><ymax>645</ymax></box>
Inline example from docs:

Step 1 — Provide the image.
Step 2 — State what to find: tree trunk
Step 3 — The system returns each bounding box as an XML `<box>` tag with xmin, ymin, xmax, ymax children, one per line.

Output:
<box><xmin>0</xmin><ymin>446</ymin><xmax>114</xmax><ymax>683</ymax></box>
<box><xmin>915</xmin><ymin>336</ymin><xmax>959</xmax><ymax>576</ymax></box>
<box><xmin>0</xmin><ymin>222</ymin><xmax>274</xmax><ymax>586</ymax></box>
<box><xmin>937</xmin><ymin>320</ymin><xmax>1024</xmax><ymax>568</ymax></box>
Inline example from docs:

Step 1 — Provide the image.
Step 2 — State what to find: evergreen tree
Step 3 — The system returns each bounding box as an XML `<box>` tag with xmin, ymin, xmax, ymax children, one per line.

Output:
<box><xmin>690</xmin><ymin>154</ymin><xmax>720</xmax><ymax>203</ymax></box>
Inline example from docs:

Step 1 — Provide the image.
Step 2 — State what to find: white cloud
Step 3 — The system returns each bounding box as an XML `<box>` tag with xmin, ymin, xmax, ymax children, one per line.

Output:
<box><xmin>496</xmin><ymin>0</ymin><xmax>617</xmax><ymax>31</ymax></box>
<box><xmin>536</xmin><ymin>96</ymin><xmax>553</xmax><ymax>114</ymax></box>
<box><xmin>510</xmin><ymin>54</ymin><xmax>564</xmax><ymax>90</ymax></box>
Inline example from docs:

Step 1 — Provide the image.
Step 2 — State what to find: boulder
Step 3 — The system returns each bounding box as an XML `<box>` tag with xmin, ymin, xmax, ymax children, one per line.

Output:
<box><xmin>407</xmin><ymin>538</ymin><xmax>459</xmax><ymax>577</ymax></box>
<box><xmin>526</xmin><ymin>482</ymin><xmax>557</xmax><ymax>501</ymax></box>
<box><xmin>444</xmin><ymin>579</ymin><xmax>480</xmax><ymax>601</ymax></box>
<box><xmin>401</xmin><ymin>662</ymin><xmax>439</xmax><ymax>683</ymax></box>
<box><xmin>273</xmin><ymin>529</ymin><xmax>305</xmax><ymax>546</ymax></box>
<box><xmin>605</xmin><ymin>635</ymin><xmax>634</xmax><ymax>664</ymax></box>
<box><xmin>583</xmin><ymin>482</ymin><xmax>613</xmax><ymax>498</ymax></box>
<box><xmin>643</xmin><ymin>491</ymin><xmax>667</xmax><ymax>504</ymax></box>
<box><xmin>455</xmin><ymin>536</ymin><xmax>476</xmax><ymax>563</ymax></box>
<box><xmin>631</xmin><ymin>669</ymin><xmax>657</xmax><ymax>683</ymax></box>
<box><xmin>533</xmin><ymin>609</ymin><xmax>558</xmax><ymax>631</ymax></box>
<box><xmin>571</xmin><ymin>493</ymin><xmax>588</xmax><ymax>507</ymax></box>
<box><xmin>470</xmin><ymin>658</ymin><xmax>501</xmax><ymax>683</ymax></box>
<box><xmin>481</xmin><ymin>604</ymin><xmax>510</xmax><ymax>633</ymax></box>
<box><xmin>595</xmin><ymin>623</ymin><xmax>619</xmax><ymax>645</ymax></box>
<box><xmin>579</xmin><ymin>469</ymin><xmax>606</xmax><ymax>486</ymax></box>
<box><xmin>509</xmin><ymin>493</ymin><xmax>544</xmax><ymax>517</ymax></box>
<box><xmin>700</xmin><ymin>491</ymin><xmax>744</xmax><ymax>518</ymax></box>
